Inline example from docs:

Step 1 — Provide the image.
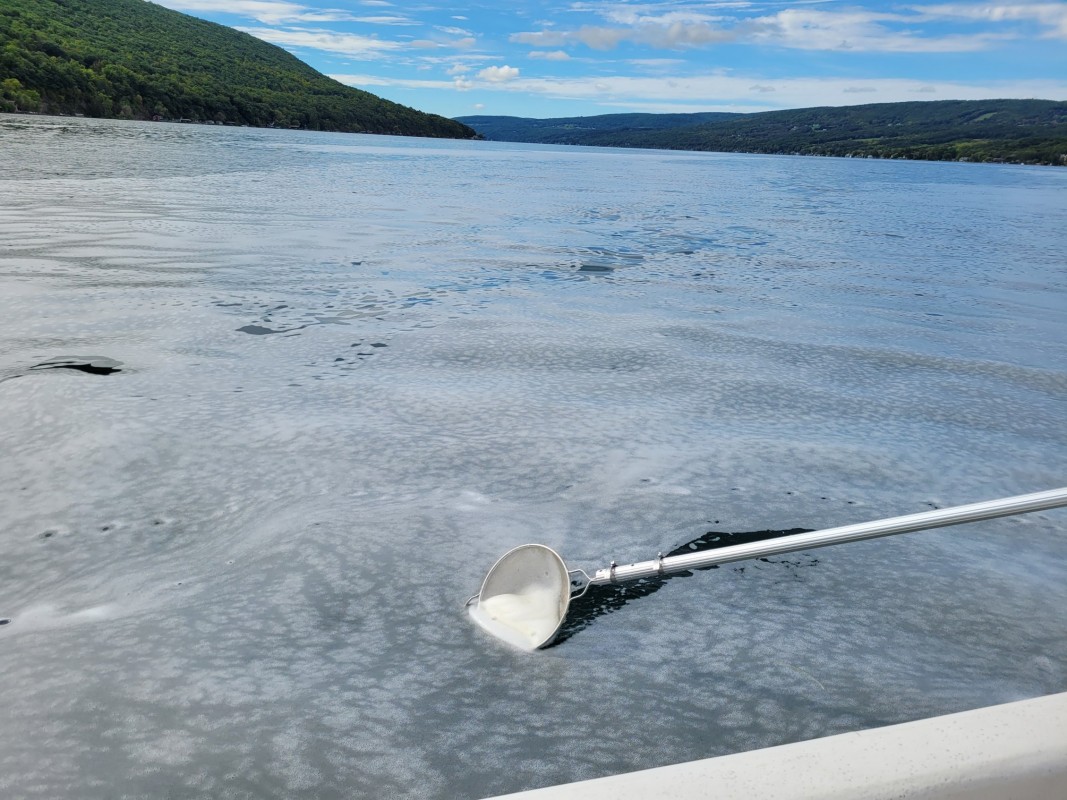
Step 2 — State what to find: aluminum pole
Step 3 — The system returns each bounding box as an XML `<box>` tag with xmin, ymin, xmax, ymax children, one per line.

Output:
<box><xmin>589</xmin><ymin>487</ymin><xmax>1067</xmax><ymax>586</ymax></box>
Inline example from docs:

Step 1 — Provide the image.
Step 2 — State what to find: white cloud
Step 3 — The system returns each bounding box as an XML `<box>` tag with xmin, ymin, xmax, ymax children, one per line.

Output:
<box><xmin>528</xmin><ymin>50</ymin><xmax>572</xmax><ymax>60</ymax></box>
<box><xmin>408</xmin><ymin>34</ymin><xmax>476</xmax><ymax>50</ymax></box>
<box><xmin>912</xmin><ymin>2</ymin><xmax>1067</xmax><ymax>39</ymax></box>
<box><xmin>333</xmin><ymin>74</ymin><xmax>449</xmax><ymax>88</ymax></box>
<box><xmin>746</xmin><ymin>8</ymin><xmax>1008</xmax><ymax>52</ymax></box>
<box><xmin>348</xmin><ymin>15</ymin><xmax>416</xmax><ymax>25</ymax></box>
<box><xmin>153</xmin><ymin>0</ymin><xmax>346</xmax><ymax>24</ymax></box>
<box><xmin>512</xmin><ymin>27</ymin><xmax>620</xmax><ymax>50</ymax></box>
<box><xmin>238</xmin><ymin>26</ymin><xmax>403</xmax><ymax>57</ymax></box>
<box><xmin>599</xmin><ymin>7</ymin><xmax>726</xmax><ymax>26</ymax></box>
<box><xmin>512</xmin><ymin>5</ymin><xmax>1017</xmax><ymax>54</ymax></box>
<box><xmin>512</xmin><ymin>22</ymin><xmax>734</xmax><ymax>50</ymax></box>
<box><xmin>478</xmin><ymin>65</ymin><xmax>521</xmax><ymax>82</ymax></box>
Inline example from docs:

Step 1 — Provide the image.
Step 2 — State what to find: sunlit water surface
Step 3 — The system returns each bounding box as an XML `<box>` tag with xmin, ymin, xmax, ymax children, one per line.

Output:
<box><xmin>1</xmin><ymin>115</ymin><xmax>1066</xmax><ymax>799</ymax></box>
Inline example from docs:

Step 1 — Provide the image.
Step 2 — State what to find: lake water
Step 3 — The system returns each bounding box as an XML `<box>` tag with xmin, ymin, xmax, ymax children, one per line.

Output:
<box><xmin>1</xmin><ymin>115</ymin><xmax>1065</xmax><ymax>799</ymax></box>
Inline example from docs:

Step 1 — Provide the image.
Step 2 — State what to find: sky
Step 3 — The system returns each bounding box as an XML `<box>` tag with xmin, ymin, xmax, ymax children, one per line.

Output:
<box><xmin>150</xmin><ymin>0</ymin><xmax>1067</xmax><ymax>119</ymax></box>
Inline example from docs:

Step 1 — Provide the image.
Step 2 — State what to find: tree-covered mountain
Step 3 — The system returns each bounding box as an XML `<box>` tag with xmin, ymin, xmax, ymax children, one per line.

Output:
<box><xmin>459</xmin><ymin>101</ymin><xmax>1067</xmax><ymax>165</ymax></box>
<box><xmin>454</xmin><ymin>111</ymin><xmax>741</xmax><ymax>144</ymax></box>
<box><xmin>0</xmin><ymin>0</ymin><xmax>475</xmax><ymax>138</ymax></box>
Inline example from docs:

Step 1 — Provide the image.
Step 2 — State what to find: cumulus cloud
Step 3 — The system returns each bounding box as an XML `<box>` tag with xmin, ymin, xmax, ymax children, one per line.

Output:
<box><xmin>477</xmin><ymin>65</ymin><xmax>521</xmax><ymax>82</ymax></box>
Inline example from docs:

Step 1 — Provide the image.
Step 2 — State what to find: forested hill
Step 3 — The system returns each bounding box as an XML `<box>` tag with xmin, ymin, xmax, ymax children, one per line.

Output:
<box><xmin>458</xmin><ymin>100</ymin><xmax>1067</xmax><ymax>165</ymax></box>
<box><xmin>455</xmin><ymin>111</ymin><xmax>741</xmax><ymax>144</ymax></box>
<box><xmin>0</xmin><ymin>0</ymin><xmax>475</xmax><ymax>138</ymax></box>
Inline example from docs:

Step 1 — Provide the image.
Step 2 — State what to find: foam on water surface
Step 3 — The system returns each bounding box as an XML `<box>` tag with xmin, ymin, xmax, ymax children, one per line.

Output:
<box><xmin>1</xmin><ymin>115</ymin><xmax>1066</xmax><ymax>799</ymax></box>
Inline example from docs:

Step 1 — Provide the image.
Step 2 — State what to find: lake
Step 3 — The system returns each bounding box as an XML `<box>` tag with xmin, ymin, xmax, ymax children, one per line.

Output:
<box><xmin>1</xmin><ymin>114</ymin><xmax>1065</xmax><ymax>799</ymax></box>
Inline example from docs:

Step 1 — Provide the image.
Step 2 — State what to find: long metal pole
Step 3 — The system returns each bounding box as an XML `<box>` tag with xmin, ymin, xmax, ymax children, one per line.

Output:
<box><xmin>589</xmin><ymin>487</ymin><xmax>1067</xmax><ymax>586</ymax></box>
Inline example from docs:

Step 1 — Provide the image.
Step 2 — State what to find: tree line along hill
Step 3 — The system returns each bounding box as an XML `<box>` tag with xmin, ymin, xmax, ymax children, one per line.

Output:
<box><xmin>457</xmin><ymin>100</ymin><xmax>1067</xmax><ymax>166</ymax></box>
<box><xmin>0</xmin><ymin>0</ymin><xmax>475</xmax><ymax>138</ymax></box>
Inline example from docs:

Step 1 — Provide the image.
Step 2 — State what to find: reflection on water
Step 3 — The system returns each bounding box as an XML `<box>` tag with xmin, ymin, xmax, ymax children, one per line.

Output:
<box><xmin>0</xmin><ymin>115</ymin><xmax>1065</xmax><ymax>800</ymax></box>
<box><xmin>554</xmin><ymin>527</ymin><xmax>814</xmax><ymax>646</ymax></box>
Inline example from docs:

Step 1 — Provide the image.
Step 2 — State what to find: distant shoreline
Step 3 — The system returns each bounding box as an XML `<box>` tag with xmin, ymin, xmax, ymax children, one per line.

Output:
<box><xmin>457</xmin><ymin>100</ymin><xmax>1067</xmax><ymax>167</ymax></box>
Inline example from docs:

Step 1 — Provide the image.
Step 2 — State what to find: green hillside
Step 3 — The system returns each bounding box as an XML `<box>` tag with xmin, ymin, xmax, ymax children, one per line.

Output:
<box><xmin>459</xmin><ymin>101</ymin><xmax>1067</xmax><ymax>165</ymax></box>
<box><xmin>455</xmin><ymin>111</ymin><xmax>741</xmax><ymax>144</ymax></box>
<box><xmin>0</xmin><ymin>0</ymin><xmax>474</xmax><ymax>138</ymax></box>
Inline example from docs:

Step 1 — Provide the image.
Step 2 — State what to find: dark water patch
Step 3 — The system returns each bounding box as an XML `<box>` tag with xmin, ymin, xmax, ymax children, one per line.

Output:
<box><xmin>236</xmin><ymin>324</ymin><xmax>307</xmax><ymax>335</ymax></box>
<box><xmin>568</xmin><ymin>246</ymin><xmax>645</xmax><ymax>276</ymax></box>
<box><xmin>0</xmin><ymin>619</ymin><xmax>9</xmax><ymax>626</ymax></box>
<box><xmin>237</xmin><ymin>324</ymin><xmax>278</xmax><ymax>335</ymax></box>
<box><xmin>29</xmin><ymin>356</ymin><xmax>123</xmax><ymax>375</ymax></box>
<box><xmin>551</xmin><ymin>527</ymin><xmax>813</xmax><ymax>646</ymax></box>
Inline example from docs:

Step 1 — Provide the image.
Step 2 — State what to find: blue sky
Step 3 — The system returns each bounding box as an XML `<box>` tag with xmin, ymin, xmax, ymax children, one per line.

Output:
<box><xmin>151</xmin><ymin>1</ymin><xmax>1067</xmax><ymax>118</ymax></box>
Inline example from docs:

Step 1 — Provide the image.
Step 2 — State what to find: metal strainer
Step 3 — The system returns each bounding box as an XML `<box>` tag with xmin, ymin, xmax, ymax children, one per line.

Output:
<box><xmin>467</xmin><ymin>487</ymin><xmax>1067</xmax><ymax>651</ymax></box>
